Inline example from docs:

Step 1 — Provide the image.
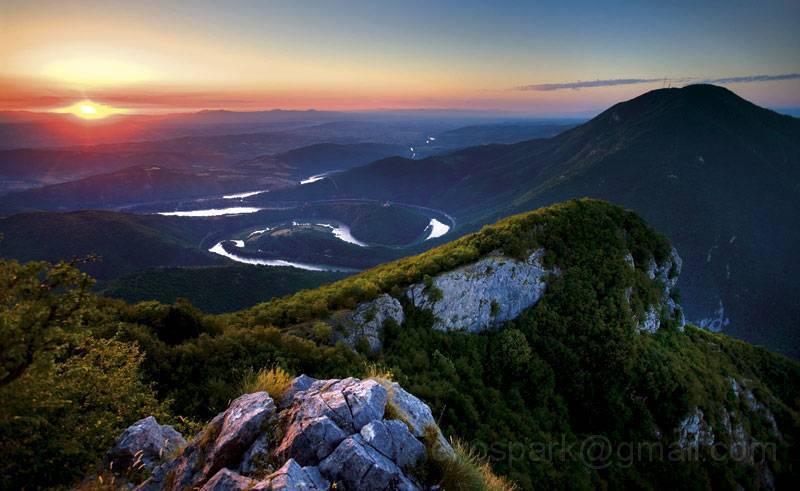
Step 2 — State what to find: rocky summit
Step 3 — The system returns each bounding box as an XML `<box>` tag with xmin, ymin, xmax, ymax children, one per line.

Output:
<box><xmin>108</xmin><ymin>376</ymin><xmax>453</xmax><ymax>491</ymax></box>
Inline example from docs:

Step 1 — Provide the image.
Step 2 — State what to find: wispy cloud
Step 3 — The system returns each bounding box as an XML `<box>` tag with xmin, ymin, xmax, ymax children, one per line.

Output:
<box><xmin>701</xmin><ymin>73</ymin><xmax>800</xmax><ymax>84</ymax></box>
<box><xmin>514</xmin><ymin>74</ymin><xmax>800</xmax><ymax>91</ymax></box>
<box><xmin>515</xmin><ymin>78</ymin><xmax>663</xmax><ymax>91</ymax></box>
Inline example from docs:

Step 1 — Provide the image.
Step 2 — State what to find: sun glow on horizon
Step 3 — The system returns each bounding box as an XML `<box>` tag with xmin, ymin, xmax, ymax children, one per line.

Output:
<box><xmin>53</xmin><ymin>99</ymin><xmax>127</xmax><ymax>119</ymax></box>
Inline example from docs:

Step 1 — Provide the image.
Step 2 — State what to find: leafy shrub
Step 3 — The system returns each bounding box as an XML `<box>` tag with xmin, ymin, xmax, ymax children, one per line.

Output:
<box><xmin>0</xmin><ymin>337</ymin><xmax>166</xmax><ymax>490</ymax></box>
<box><xmin>311</xmin><ymin>321</ymin><xmax>333</xmax><ymax>344</ymax></box>
<box><xmin>0</xmin><ymin>258</ymin><xmax>94</xmax><ymax>387</ymax></box>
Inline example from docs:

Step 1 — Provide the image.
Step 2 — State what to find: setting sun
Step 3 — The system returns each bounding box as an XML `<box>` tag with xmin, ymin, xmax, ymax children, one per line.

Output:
<box><xmin>53</xmin><ymin>99</ymin><xmax>126</xmax><ymax>119</ymax></box>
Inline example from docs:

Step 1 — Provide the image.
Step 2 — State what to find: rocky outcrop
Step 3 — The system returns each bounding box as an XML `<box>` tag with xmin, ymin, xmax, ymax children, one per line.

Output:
<box><xmin>115</xmin><ymin>376</ymin><xmax>452</xmax><ymax>491</ymax></box>
<box><xmin>674</xmin><ymin>380</ymin><xmax>784</xmax><ymax>490</ymax></box>
<box><xmin>328</xmin><ymin>249</ymin><xmax>553</xmax><ymax>347</ymax></box>
<box><xmin>407</xmin><ymin>250</ymin><xmax>551</xmax><ymax>332</ymax></box>
<box><xmin>331</xmin><ymin>294</ymin><xmax>404</xmax><ymax>352</ymax></box>
<box><xmin>108</xmin><ymin>416</ymin><xmax>186</xmax><ymax>474</ymax></box>
<box><xmin>729</xmin><ymin>378</ymin><xmax>782</xmax><ymax>441</ymax></box>
<box><xmin>676</xmin><ymin>407</ymin><xmax>715</xmax><ymax>449</ymax></box>
<box><xmin>637</xmin><ymin>247</ymin><xmax>685</xmax><ymax>333</ymax></box>
<box><xmin>140</xmin><ymin>392</ymin><xmax>276</xmax><ymax>491</ymax></box>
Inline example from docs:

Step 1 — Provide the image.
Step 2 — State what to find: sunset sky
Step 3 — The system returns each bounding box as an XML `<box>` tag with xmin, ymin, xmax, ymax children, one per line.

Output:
<box><xmin>1</xmin><ymin>0</ymin><xmax>798</xmax><ymax>115</ymax></box>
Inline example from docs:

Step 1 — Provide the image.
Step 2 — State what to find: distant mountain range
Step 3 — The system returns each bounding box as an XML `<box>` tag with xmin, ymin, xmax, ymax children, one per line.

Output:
<box><xmin>0</xmin><ymin>120</ymin><xmax>574</xmax><ymax>209</ymax></box>
<box><xmin>250</xmin><ymin>85</ymin><xmax>800</xmax><ymax>357</ymax></box>
<box><xmin>0</xmin><ymin>108</ymin><xmax>563</xmax><ymax>151</ymax></box>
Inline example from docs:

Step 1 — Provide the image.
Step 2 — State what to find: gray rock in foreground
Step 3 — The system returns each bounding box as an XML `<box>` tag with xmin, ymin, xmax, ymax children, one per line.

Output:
<box><xmin>320</xmin><ymin>434</ymin><xmax>419</xmax><ymax>491</ymax></box>
<box><xmin>139</xmin><ymin>392</ymin><xmax>275</xmax><ymax>490</ymax></box>
<box><xmin>108</xmin><ymin>416</ymin><xmax>186</xmax><ymax>474</ymax></box>
<box><xmin>117</xmin><ymin>376</ymin><xmax>450</xmax><ymax>491</ymax></box>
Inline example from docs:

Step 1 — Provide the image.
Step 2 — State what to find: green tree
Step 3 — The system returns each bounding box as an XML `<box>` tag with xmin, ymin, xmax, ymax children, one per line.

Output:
<box><xmin>490</xmin><ymin>328</ymin><xmax>532</xmax><ymax>380</ymax></box>
<box><xmin>0</xmin><ymin>336</ymin><xmax>166</xmax><ymax>489</ymax></box>
<box><xmin>0</xmin><ymin>258</ymin><xmax>93</xmax><ymax>388</ymax></box>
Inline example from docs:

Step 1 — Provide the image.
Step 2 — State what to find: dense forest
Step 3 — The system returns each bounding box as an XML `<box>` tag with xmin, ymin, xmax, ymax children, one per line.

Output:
<box><xmin>104</xmin><ymin>265</ymin><xmax>348</xmax><ymax>314</ymax></box>
<box><xmin>1</xmin><ymin>200</ymin><xmax>797</xmax><ymax>489</ymax></box>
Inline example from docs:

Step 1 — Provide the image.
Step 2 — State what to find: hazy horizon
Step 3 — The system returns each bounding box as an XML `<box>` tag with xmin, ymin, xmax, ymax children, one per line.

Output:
<box><xmin>1</xmin><ymin>0</ymin><xmax>798</xmax><ymax>116</ymax></box>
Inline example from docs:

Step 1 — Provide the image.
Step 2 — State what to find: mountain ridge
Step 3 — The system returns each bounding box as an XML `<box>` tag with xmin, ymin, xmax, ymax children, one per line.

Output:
<box><xmin>245</xmin><ymin>84</ymin><xmax>800</xmax><ymax>357</ymax></box>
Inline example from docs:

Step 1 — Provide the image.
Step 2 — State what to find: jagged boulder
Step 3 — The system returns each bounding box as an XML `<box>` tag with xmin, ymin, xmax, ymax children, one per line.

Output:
<box><xmin>386</xmin><ymin>382</ymin><xmax>454</xmax><ymax>460</ymax></box>
<box><xmin>140</xmin><ymin>392</ymin><xmax>275</xmax><ymax>491</ymax></box>
<box><xmin>279</xmin><ymin>373</ymin><xmax>316</xmax><ymax>408</ymax></box>
<box><xmin>320</xmin><ymin>434</ymin><xmax>418</xmax><ymax>490</ymax></box>
<box><xmin>239</xmin><ymin>433</ymin><xmax>269</xmax><ymax>475</ymax></box>
<box><xmin>118</xmin><ymin>376</ymin><xmax>449</xmax><ymax>491</ymax></box>
<box><xmin>406</xmin><ymin>250</ymin><xmax>550</xmax><ymax>333</ymax></box>
<box><xmin>359</xmin><ymin>420</ymin><xmax>426</xmax><ymax>469</ymax></box>
<box><xmin>200</xmin><ymin>468</ymin><xmax>253</xmax><ymax>491</ymax></box>
<box><xmin>266</xmin><ymin>459</ymin><xmax>328</xmax><ymax>491</ymax></box>
<box><xmin>107</xmin><ymin>416</ymin><xmax>186</xmax><ymax>474</ymax></box>
<box><xmin>275</xmin><ymin>378</ymin><xmax>388</xmax><ymax>465</ymax></box>
<box><xmin>199</xmin><ymin>459</ymin><xmax>328</xmax><ymax>491</ymax></box>
<box><xmin>208</xmin><ymin>392</ymin><xmax>277</xmax><ymax>472</ymax></box>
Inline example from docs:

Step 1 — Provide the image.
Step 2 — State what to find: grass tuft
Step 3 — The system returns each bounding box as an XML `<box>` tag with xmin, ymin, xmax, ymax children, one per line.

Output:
<box><xmin>438</xmin><ymin>438</ymin><xmax>518</xmax><ymax>491</ymax></box>
<box><xmin>364</xmin><ymin>362</ymin><xmax>395</xmax><ymax>384</ymax></box>
<box><xmin>239</xmin><ymin>366</ymin><xmax>293</xmax><ymax>399</ymax></box>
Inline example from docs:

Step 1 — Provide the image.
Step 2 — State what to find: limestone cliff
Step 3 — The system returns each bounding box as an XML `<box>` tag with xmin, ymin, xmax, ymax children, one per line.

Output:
<box><xmin>406</xmin><ymin>250</ymin><xmax>551</xmax><ymax>333</ymax></box>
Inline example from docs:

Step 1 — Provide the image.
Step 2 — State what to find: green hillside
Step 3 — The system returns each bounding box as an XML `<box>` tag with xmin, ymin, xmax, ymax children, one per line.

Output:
<box><xmin>0</xmin><ymin>210</ymin><xmax>220</xmax><ymax>280</ymax></box>
<box><xmin>2</xmin><ymin>199</ymin><xmax>796</xmax><ymax>489</ymax></box>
